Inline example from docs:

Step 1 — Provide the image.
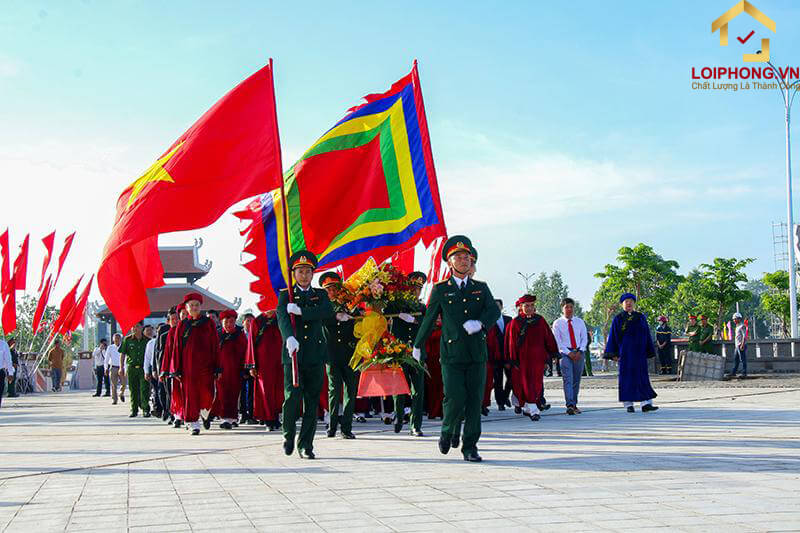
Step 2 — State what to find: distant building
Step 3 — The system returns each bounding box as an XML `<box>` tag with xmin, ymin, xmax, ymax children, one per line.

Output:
<box><xmin>95</xmin><ymin>239</ymin><xmax>240</xmax><ymax>336</ymax></box>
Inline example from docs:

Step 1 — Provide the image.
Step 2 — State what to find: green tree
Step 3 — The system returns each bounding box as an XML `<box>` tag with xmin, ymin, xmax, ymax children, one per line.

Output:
<box><xmin>594</xmin><ymin>243</ymin><xmax>683</xmax><ymax>327</ymax></box>
<box><xmin>666</xmin><ymin>270</ymin><xmax>714</xmax><ymax>334</ymax></box>
<box><xmin>586</xmin><ymin>278</ymin><xmax>621</xmax><ymax>338</ymax></box>
<box><xmin>2</xmin><ymin>294</ymin><xmax>82</xmax><ymax>358</ymax></box>
<box><xmin>697</xmin><ymin>257</ymin><xmax>754</xmax><ymax>337</ymax></box>
<box><xmin>525</xmin><ymin>271</ymin><xmax>582</xmax><ymax>323</ymax></box>
<box><xmin>760</xmin><ymin>270</ymin><xmax>794</xmax><ymax>338</ymax></box>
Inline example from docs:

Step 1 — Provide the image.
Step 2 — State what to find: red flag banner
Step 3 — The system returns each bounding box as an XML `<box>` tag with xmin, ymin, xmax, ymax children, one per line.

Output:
<box><xmin>1</xmin><ymin>272</ymin><xmax>15</xmax><ymax>333</ymax></box>
<box><xmin>51</xmin><ymin>275</ymin><xmax>82</xmax><ymax>337</ymax></box>
<box><xmin>0</xmin><ymin>229</ymin><xmax>9</xmax><ymax>299</ymax></box>
<box><xmin>98</xmin><ymin>63</ymin><xmax>283</xmax><ymax>332</ymax></box>
<box><xmin>38</xmin><ymin>231</ymin><xmax>55</xmax><ymax>292</ymax></box>
<box><xmin>33</xmin><ymin>274</ymin><xmax>53</xmax><ymax>334</ymax></box>
<box><xmin>54</xmin><ymin>231</ymin><xmax>75</xmax><ymax>287</ymax></box>
<box><xmin>61</xmin><ymin>275</ymin><xmax>93</xmax><ymax>334</ymax></box>
<box><xmin>13</xmin><ymin>234</ymin><xmax>29</xmax><ymax>291</ymax></box>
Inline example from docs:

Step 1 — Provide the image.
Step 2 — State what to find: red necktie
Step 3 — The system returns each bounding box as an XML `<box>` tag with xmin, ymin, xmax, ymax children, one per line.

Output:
<box><xmin>568</xmin><ymin>319</ymin><xmax>577</xmax><ymax>350</ymax></box>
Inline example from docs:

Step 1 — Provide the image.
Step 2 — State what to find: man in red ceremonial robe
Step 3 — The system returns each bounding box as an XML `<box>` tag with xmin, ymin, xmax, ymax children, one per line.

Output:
<box><xmin>424</xmin><ymin>319</ymin><xmax>444</xmax><ymax>419</ymax></box>
<box><xmin>245</xmin><ymin>310</ymin><xmax>284</xmax><ymax>431</ymax></box>
<box><xmin>161</xmin><ymin>304</ymin><xmax>187</xmax><ymax>428</ymax></box>
<box><xmin>173</xmin><ymin>292</ymin><xmax>221</xmax><ymax>435</ymax></box>
<box><xmin>505</xmin><ymin>294</ymin><xmax>557</xmax><ymax>421</ymax></box>
<box><xmin>212</xmin><ymin>309</ymin><xmax>247</xmax><ymax>430</ymax></box>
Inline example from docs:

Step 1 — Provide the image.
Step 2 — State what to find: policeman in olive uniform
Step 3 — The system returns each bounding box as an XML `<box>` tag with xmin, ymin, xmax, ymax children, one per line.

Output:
<box><xmin>119</xmin><ymin>322</ymin><xmax>151</xmax><ymax>418</ymax></box>
<box><xmin>414</xmin><ymin>236</ymin><xmax>500</xmax><ymax>462</ymax></box>
<box><xmin>686</xmin><ymin>315</ymin><xmax>701</xmax><ymax>353</ymax></box>
<box><xmin>388</xmin><ymin>271</ymin><xmax>428</xmax><ymax>437</ymax></box>
<box><xmin>697</xmin><ymin>314</ymin><xmax>715</xmax><ymax>354</ymax></box>
<box><xmin>320</xmin><ymin>272</ymin><xmax>358</xmax><ymax>440</ymax></box>
<box><xmin>277</xmin><ymin>251</ymin><xmax>334</xmax><ymax>459</ymax></box>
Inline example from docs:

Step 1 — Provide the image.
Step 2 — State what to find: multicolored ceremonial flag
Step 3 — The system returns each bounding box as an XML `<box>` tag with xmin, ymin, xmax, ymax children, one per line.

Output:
<box><xmin>99</xmin><ymin>63</ymin><xmax>284</xmax><ymax>331</ymax></box>
<box><xmin>238</xmin><ymin>62</ymin><xmax>447</xmax><ymax>310</ymax></box>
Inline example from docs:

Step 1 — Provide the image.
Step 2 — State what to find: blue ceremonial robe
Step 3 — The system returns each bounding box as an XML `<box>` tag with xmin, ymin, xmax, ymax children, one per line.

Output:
<box><xmin>604</xmin><ymin>311</ymin><xmax>657</xmax><ymax>402</ymax></box>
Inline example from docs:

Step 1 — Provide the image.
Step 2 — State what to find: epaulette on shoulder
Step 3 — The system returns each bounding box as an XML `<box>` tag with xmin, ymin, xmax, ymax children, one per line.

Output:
<box><xmin>434</xmin><ymin>279</ymin><xmax>450</xmax><ymax>286</ymax></box>
<box><xmin>279</xmin><ymin>288</ymin><xmax>288</xmax><ymax>292</ymax></box>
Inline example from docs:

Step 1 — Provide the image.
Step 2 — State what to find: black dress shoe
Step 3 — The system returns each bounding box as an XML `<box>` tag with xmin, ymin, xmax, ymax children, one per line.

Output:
<box><xmin>220</xmin><ymin>421</ymin><xmax>233</xmax><ymax>430</ymax></box>
<box><xmin>326</xmin><ymin>428</ymin><xmax>336</xmax><ymax>438</ymax></box>
<box><xmin>283</xmin><ymin>438</ymin><xmax>294</xmax><ymax>456</ymax></box>
<box><xmin>438</xmin><ymin>437</ymin><xmax>451</xmax><ymax>455</ymax></box>
<box><xmin>514</xmin><ymin>407</ymin><xmax>522</xmax><ymax>414</ymax></box>
<box><xmin>298</xmin><ymin>449</ymin><xmax>315</xmax><ymax>459</ymax></box>
<box><xmin>481</xmin><ymin>407</ymin><xmax>489</xmax><ymax>416</ymax></box>
<box><xmin>566</xmin><ymin>406</ymin><xmax>575</xmax><ymax>415</ymax></box>
<box><xmin>355</xmin><ymin>415</ymin><xmax>366</xmax><ymax>423</ymax></box>
<box><xmin>143</xmin><ymin>412</ymin><xmax>151</xmax><ymax>418</ymax></box>
<box><xmin>152</xmin><ymin>410</ymin><xmax>162</xmax><ymax>418</ymax></box>
<box><xmin>92</xmin><ymin>393</ymin><xmax>100</xmax><ymax>397</ymax></box>
<box><xmin>383</xmin><ymin>416</ymin><xmax>392</xmax><ymax>425</ymax></box>
<box><xmin>393</xmin><ymin>416</ymin><xmax>403</xmax><ymax>434</ymax></box>
<box><xmin>451</xmin><ymin>434</ymin><xmax>460</xmax><ymax>449</ymax></box>
<box><xmin>642</xmin><ymin>404</ymin><xmax>659</xmax><ymax>412</ymax></box>
<box><xmin>174</xmin><ymin>419</ymin><xmax>183</xmax><ymax>428</ymax></box>
<box><xmin>129</xmin><ymin>412</ymin><xmax>137</xmax><ymax>418</ymax></box>
<box><xmin>202</xmin><ymin>417</ymin><xmax>211</xmax><ymax>430</ymax></box>
<box><xmin>626</xmin><ymin>406</ymin><xmax>635</xmax><ymax>413</ymax></box>
<box><xmin>497</xmin><ymin>404</ymin><xmax>505</xmax><ymax>411</ymax></box>
<box><xmin>341</xmin><ymin>432</ymin><xmax>356</xmax><ymax>439</ymax></box>
<box><xmin>120</xmin><ymin>395</ymin><xmax>125</xmax><ymax>402</ymax></box>
<box><xmin>191</xmin><ymin>428</ymin><xmax>200</xmax><ymax>436</ymax></box>
<box><xmin>530</xmin><ymin>413</ymin><xmax>541</xmax><ymax>421</ymax></box>
<box><xmin>246</xmin><ymin>418</ymin><xmax>258</xmax><ymax>425</ymax></box>
<box><xmin>103</xmin><ymin>393</ymin><xmax>111</xmax><ymax>397</ymax></box>
<box><xmin>540</xmin><ymin>403</ymin><xmax>551</xmax><ymax>411</ymax></box>
<box><xmin>411</xmin><ymin>429</ymin><xmax>424</xmax><ymax>437</ymax></box>
<box><xmin>463</xmin><ymin>451</ymin><xmax>482</xmax><ymax>462</ymax></box>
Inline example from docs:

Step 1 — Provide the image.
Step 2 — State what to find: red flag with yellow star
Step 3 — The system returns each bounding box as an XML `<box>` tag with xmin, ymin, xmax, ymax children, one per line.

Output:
<box><xmin>98</xmin><ymin>63</ymin><xmax>283</xmax><ymax>331</ymax></box>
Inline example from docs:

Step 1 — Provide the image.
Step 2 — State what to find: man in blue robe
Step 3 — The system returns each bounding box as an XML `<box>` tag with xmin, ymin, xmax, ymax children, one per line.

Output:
<box><xmin>603</xmin><ymin>293</ymin><xmax>659</xmax><ymax>413</ymax></box>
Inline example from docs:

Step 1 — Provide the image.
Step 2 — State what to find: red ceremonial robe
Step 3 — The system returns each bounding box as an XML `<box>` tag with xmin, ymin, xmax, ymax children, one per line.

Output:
<box><xmin>424</xmin><ymin>326</ymin><xmax>444</xmax><ymax>419</ymax></box>
<box><xmin>245</xmin><ymin>314</ymin><xmax>283</xmax><ymax>422</ymax></box>
<box><xmin>212</xmin><ymin>326</ymin><xmax>247</xmax><ymax>420</ymax></box>
<box><xmin>162</xmin><ymin>326</ymin><xmax>184</xmax><ymax>420</ymax></box>
<box><xmin>505</xmin><ymin>313</ymin><xmax>557</xmax><ymax>407</ymax></box>
<box><xmin>173</xmin><ymin>316</ymin><xmax>221</xmax><ymax>422</ymax></box>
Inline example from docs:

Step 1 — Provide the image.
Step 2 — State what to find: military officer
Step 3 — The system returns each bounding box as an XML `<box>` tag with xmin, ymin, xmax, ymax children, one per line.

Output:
<box><xmin>388</xmin><ymin>271</ymin><xmax>428</xmax><ymax>437</ymax></box>
<box><xmin>686</xmin><ymin>315</ymin><xmax>701</xmax><ymax>353</ymax></box>
<box><xmin>414</xmin><ymin>236</ymin><xmax>500</xmax><ymax>462</ymax></box>
<box><xmin>697</xmin><ymin>314</ymin><xmax>715</xmax><ymax>354</ymax></box>
<box><xmin>277</xmin><ymin>250</ymin><xmax>335</xmax><ymax>459</ymax></box>
<box><xmin>320</xmin><ymin>271</ymin><xmax>358</xmax><ymax>440</ymax></box>
<box><xmin>119</xmin><ymin>322</ymin><xmax>151</xmax><ymax>418</ymax></box>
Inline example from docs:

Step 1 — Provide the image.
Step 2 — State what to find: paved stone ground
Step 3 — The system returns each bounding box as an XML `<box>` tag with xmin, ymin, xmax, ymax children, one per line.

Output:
<box><xmin>1</xmin><ymin>376</ymin><xmax>798</xmax><ymax>532</ymax></box>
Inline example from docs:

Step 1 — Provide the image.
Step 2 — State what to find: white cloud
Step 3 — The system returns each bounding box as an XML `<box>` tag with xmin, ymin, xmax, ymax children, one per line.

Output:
<box><xmin>0</xmin><ymin>55</ymin><xmax>22</xmax><ymax>78</ymax></box>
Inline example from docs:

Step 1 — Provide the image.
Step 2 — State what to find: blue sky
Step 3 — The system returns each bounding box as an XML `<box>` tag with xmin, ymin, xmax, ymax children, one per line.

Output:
<box><xmin>2</xmin><ymin>1</ymin><xmax>799</xmax><ymax>315</ymax></box>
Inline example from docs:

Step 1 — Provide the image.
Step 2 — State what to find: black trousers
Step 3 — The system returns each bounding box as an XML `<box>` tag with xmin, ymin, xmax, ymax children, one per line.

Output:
<box><xmin>658</xmin><ymin>347</ymin><xmax>673</xmax><ymax>373</ymax></box>
<box><xmin>151</xmin><ymin>379</ymin><xmax>165</xmax><ymax>413</ymax></box>
<box><xmin>492</xmin><ymin>364</ymin><xmax>512</xmax><ymax>406</ymax></box>
<box><xmin>0</xmin><ymin>370</ymin><xmax>6</xmax><ymax>408</ymax></box>
<box><xmin>95</xmin><ymin>366</ymin><xmax>110</xmax><ymax>395</ymax></box>
<box><xmin>239</xmin><ymin>375</ymin><xmax>253</xmax><ymax>420</ymax></box>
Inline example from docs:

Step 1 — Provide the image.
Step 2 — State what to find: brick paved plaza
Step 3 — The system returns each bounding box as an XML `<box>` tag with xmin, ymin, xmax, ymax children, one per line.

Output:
<box><xmin>1</xmin><ymin>378</ymin><xmax>798</xmax><ymax>532</ymax></box>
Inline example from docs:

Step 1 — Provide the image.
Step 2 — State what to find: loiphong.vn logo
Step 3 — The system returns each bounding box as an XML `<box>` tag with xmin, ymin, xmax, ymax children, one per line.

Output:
<box><xmin>711</xmin><ymin>0</ymin><xmax>775</xmax><ymax>62</ymax></box>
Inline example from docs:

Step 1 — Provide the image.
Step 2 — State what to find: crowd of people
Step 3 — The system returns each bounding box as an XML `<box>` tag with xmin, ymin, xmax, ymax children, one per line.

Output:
<box><xmin>78</xmin><ymin>235</ymin><xmax>676</xmax><ymax>463</ymax></box>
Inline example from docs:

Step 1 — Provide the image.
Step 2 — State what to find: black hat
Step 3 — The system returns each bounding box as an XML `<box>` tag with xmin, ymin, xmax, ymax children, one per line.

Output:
<box><xmin>289</xmin><ymin>250</ymin><xmax>318</xmax><ymax>271</ymax></box>
<box><xmin>408</xmin><ymin>271</ymin><xmax>427</xmax><ymax>286</ymax></box>
<box><xmin>442</xmin><ymin>235</ymin><xmax>477</xmax><ymax>262</ymax></box>
<box><xmin>319</xmin><ymin>271</ymin><xmax>342</xmax><ymax>288</ymax></box>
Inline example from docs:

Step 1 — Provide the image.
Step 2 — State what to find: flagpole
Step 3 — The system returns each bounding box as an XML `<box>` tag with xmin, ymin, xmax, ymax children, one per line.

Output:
<box><xmin>269</xmin><ymin>58</ymin><xmax>300</xmax><ymax>388</ymax></box>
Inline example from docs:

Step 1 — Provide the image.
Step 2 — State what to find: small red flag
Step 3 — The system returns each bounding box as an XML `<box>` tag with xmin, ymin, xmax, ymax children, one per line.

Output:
<box><xmin>0</xmin><ymin>229</ymin><xmax>9</xmax><ymax>299</ymax></box>
<box><xmin>38</xmin><ymin>231</ymin><xmax>55</xmax><ymax>292</ymax></box>
<box><xmin>33</xmin><ymin>274</ymin><xmax>53</xmax><ymax>334</ymax></box>
<box><xmin>54</xmin><ymin>232</ymin><xmax>75</xmax><ymax>287</ymax></box>
<box><xmin>52</xmin><ymin>275</ymin><xmax>83</xmax><ymax>336</ymax></box>
<box><xmin>98</xmin><ymin>63</ymin><xmax>283</xmax><ymax>332</ymax></box>
<box><xmin>391</xmin><ymin>246</ymin><xmax>416</xmax><ymax>275</ymax></box>
<box><xmin>13</xmin><ymin>234</ymin><xmax>29</xmax><ymax>291</ymax></box>
<box><xmin>61</xmin><ymin>275</ymin><xmax>93</xmax><ymax>334</ymax></box>
<box><xmin>1</xmin><ymin>272</ymin><xmax>15</xmax><ymax>333</ymax></box>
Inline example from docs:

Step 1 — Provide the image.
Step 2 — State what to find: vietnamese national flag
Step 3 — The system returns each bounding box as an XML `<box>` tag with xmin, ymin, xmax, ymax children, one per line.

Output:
<box><xmin>13</xmin><ymin>234</ymin><xmax>29</xmax><ymax>291</ymax></box>
<box><xmin>33</xmin><ymin>274</ymin><xmax>53</xmax><ymax>334</ymax></box>
<box><xmin>38</xmin><ymin>231</ymin><xmax>55</xmax><ymax>292</ymax></box>
<box><xmin>52</xmin><ymin>275</ymin><xmax>82</xmax><ymax>337</ymax></box>
<box><xmin>54</xmin><ymin>231</ymin><xmax>75</xmax><ymax>287</ymax></box>
<box><xmin>98</xmin><ymin>63</ymin><xmax>283</xmax><ymax>332</ymax></box>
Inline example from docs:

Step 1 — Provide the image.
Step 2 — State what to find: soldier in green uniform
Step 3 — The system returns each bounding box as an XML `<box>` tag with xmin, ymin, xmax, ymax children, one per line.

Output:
<box><xmin>388</xmin><ymin>271</ymin><xmax>428</xmax><ymax>437</ymax></box>
<box><xmin>414</xmin><ymin>236</ymin><xmax>500</xmax><ymax>462</ymax></box>
<box><xmin>320</xmin><ymin>272</ymin><xmax>358</xmax><ymax>440</ymax></box>
<box><xmin>697</xmin><ymin>314</ymin><xmax>715</xmax><ymax>354</ymax></box>
<box><xmin>119</xmin><ymin>322</ymin><xmax>151</xmax><ymax>418</ymax></box>
<box><xmin>685</xmin><ymin>315</ymin><xmax>701</xmax><ymax>353</ymax></box>
<box><xmin>277</xmin><ymin>251</ymin><xmax>334</xmax><ymax>459</ymax></box>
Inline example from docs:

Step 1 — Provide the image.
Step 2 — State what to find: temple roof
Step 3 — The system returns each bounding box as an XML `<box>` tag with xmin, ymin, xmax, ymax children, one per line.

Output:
<box><xmin>95</xmin><ymin>283</ymin><xmax>240</xmax><ymax>321</ymax></box>
<box><xmin>160</xmin><ymin>239</ymin><xmax>211</xmax><ymax>281</ymax></box>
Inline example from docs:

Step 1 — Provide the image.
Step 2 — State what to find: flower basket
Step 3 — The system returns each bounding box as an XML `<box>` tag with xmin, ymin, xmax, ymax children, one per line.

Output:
<box><xmin>357</xmin><ymin>364</ymin><xmax>410</xmax><ymax>397</ymax></box>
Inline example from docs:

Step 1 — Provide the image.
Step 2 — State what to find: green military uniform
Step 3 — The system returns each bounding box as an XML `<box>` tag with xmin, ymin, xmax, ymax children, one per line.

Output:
<box><xmin>698</xmin><ymin>322</ymin><xmax>715</xmax><ymax>354</ymax></box>
<box><xmin>388</xmin><ymin>298</ymin><xmax>427</xmax><ymax>435</ymax></box>
<box><xmin>686</xmin><ymin>320</ymin><xmax>701</xmax><ymax>352</ymax></box>
<box><xmin>120</xmin><ymin>333</ymin><xmax>150</xmax><ymax>416</ymax></box>
<box><xmin>415</xmin><ymin>236</ymin><xmax>500</xmax><ymax>461</ymax></box>
<box><xmin>277</xmin><ymin>251</ymin><xmax>334</xmax><ymax>458</ymax></box>
<box><xmin>320</xmin><ymin>272</ymin><xmax>358</xmax><ymax>438</ymax></box>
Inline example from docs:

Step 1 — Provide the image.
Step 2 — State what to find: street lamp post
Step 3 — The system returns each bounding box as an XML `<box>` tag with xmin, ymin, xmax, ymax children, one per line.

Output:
<box><xmin>761</xmin><ymin>55</ymin><xmax>800</xmax><ymax>337</ymax></box>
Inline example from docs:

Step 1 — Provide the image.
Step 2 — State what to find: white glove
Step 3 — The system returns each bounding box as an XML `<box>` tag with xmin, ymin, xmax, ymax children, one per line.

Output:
<box><xmin>412</xmin><ymin>347</ymin><xmax>421</xmax><ymax>361</ymax></box>
<box><xmin>398</xmin><ymin>313</ymin><xmax>416</xmax><ymax>324</ymax></box>
<box><xmin>286</xmin><ymin>303</ymin><xmax>302</xmax><ymax>316</ymax></box>
<box><xmin>336</xmin><ymin>312</ymin><xmax>352</xmax><ymax>322</ymax></box>
<box><xmin>463</xmin><ymin>320</ymin><xmax>482</xmax><ymax>335</ymax></box>
<box><xmin>286</xmin><ymin>336</ymin><xmax>299</xmax><ymax>354</ymax></box>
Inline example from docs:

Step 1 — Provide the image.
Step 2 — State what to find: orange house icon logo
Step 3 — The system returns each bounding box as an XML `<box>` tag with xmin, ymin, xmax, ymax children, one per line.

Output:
<box><xmin>712</xmin><ymin>1</ymin><xmax>776</xmax><ymax>62</ymax></box>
